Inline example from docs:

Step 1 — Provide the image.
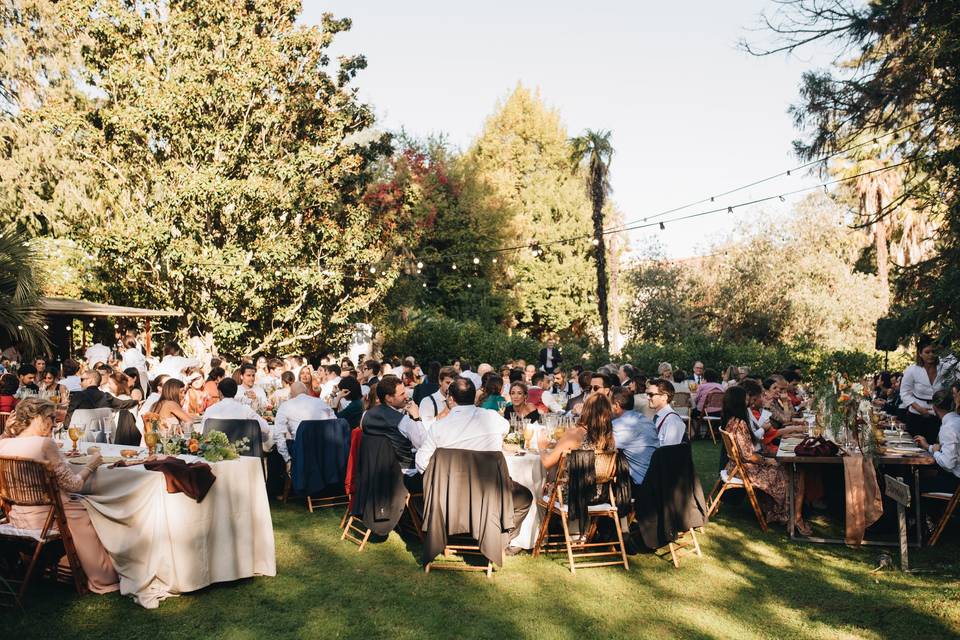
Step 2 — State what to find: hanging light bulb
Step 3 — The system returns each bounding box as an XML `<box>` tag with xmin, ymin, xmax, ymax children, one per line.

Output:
<box><xmin>659</xmin><ymin>222</ymin><xmax>666</xmax><ymax>230</ymax></box>
<box><xmin>416</xmin><ymin>261</ymin><xmax>423</xmax><ymax>269</ymax></box>
<box><xmin>472</xmin><ymin>257</ymin><xmax>480</xmax><ymax>264</ymax></box>
<box><xmin>727</xmin><ymin>206</ymin><xmax>733</xmax><ymax>213</ymax></box>
<box><xmin>467</xmin><ymin>283</ymin><xmax>472</xmax><ymax>288</ymax></box>
<box><xmin>88</xmin><ymin>322</ymin><xmax>94</xmax><ymax>328</ymax></box>
<box><xmin>452</xmin><ymin>263</ymin><xmax>457</xmax><ymax>270</ymax></box>
<box><xmin>492</xmin><ymin>257</ymin><xmax>498</xmax><ymax>264</ymax></box>
<box><xmin>422</xmin><ymin>283</ymin><xmax>427</xmax><ymax>288</ymax></box>
<box><xmin>17</xmin><ymin>325</ymin><xmax>23</xmax><ymax>330</ymax></box>
<box><xmin>43</xmin><ymin>324</ymin><xmax>49</xmax><ymax>330</ymax></box>
<box><xmin>592</xmin><ymin>238</ymin><xmax>600</xmax><ymax>246</ymax></box>
<box><xmin>416</xmin><ymin>269</ymin><xmax>422</xmax><ymax>274</ymax></box>
<box><xmin>369</xmin><ymin>266</ymin><xmax>377</xmax><ymax>274</ymax></box>
<box><xmin>779</xmin><ymin>195</ymin><xmax>786</xmax><ymax>202</ymax></box>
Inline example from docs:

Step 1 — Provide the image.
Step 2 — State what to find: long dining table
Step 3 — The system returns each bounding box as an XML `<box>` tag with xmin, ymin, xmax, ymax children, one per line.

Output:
<box><xmin>64</xmin><ymin>439</ymin><xmax>276</xmax><ymax>608</ymax></box>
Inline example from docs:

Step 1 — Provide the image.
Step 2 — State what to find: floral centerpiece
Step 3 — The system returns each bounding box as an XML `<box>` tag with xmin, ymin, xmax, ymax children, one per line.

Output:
<box><xmin>158</xmin><ymin>430</ymin><xmax>249</xmax><ymax>462</ymax></box>
<box><xmin>814</xmin><ymin>374</ymin><xmax>877</xmax><ymax>454</ymax></box>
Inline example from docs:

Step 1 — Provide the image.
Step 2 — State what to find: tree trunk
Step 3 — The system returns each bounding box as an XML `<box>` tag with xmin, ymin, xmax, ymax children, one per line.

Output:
<box><xmin>875</xmin><ymin>215</ymin><xmax>890</xmax><ymax>310</ymax></box>
<box><xmin>608</xmin><ymin>230</ymin><xmax>622</xmax><ymax>355</ymax></box>
<box><xmin>591</xmin><ymin>166</ymin><xmax>609</xmax><ymax>353</ymax></box>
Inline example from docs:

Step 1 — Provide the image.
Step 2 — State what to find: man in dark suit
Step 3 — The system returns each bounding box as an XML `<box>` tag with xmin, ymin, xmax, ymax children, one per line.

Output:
<box><xmin>537</xmin><ymin>339</ymin><xmax>562</xmax><ymax>374</ymax></box>
<box><xmin>64</xmin><ymin>370</ymin><xmax>138</xmax><ymax>426</ymax></box>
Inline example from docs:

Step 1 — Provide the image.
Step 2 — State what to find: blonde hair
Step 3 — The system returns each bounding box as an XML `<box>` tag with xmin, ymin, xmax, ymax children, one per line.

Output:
<box><xmin>3</xmin><ymin>398</ymin><xmax>56</xmax><ymax>438</ymax></box>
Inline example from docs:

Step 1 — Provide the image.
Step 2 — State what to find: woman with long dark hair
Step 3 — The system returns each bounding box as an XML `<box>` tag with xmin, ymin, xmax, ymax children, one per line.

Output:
<box><xmin>149</xmin><ymin>379</ymin><xmax>193</xmax><ymax>435</ymax></box>
<box><xmin>900</xmin><ymin>335</ymin><xmax>955</xmax><ymax>443</ymax></box>
<box><xmin>720</xmin><ymin>386</ymin><xmax>809</xmax><ymax>534</ymax></box>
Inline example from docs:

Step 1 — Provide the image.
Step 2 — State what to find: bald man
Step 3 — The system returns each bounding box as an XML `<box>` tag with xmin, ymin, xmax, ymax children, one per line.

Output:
<box><xmin>273</xmin><ymin>382</ymin><xmax>337</xmax><ymax>462</ymax></box>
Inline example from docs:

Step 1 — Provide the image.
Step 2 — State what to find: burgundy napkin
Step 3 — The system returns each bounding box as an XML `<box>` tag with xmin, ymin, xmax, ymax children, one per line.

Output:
<box><xmin>143</xmin><ymin>457</ymin><xmax>217</xmax><ymax>503</ymax></box>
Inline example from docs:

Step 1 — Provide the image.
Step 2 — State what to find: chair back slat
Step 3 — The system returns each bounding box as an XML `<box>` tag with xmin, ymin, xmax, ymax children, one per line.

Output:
<box><xmin>672</xmin><ymin>392</ymin><xmax>692</xmax><ymax>408</ymax></box>
<box><xmin>0</xmin><ymin>456</ymin><xmax>57</xmax><ymax>507</ymax></box>
<box><xmin>593</xmin><ymin>450</ymin><xmax>618</xmax><ymax>485</ymax></box>
<box><xmin>0</xmin><ymin>412</ymin><xmax>9</xmax><ymax>431</ymax></box>
<box><xmin>703</xmin><ymin>391</ymin><xmax>725</xmax><ymax>414</ymax></box>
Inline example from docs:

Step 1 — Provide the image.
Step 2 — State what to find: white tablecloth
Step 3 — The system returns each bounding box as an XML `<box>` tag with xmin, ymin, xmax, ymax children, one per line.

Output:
<box><xmin>505</xmin><ymin>452</ymin><xmax>546</xmax><ymax>549</ymax></box>
<box><xmin>68</xmin><ymin>440</ymin><xmax>276</xmax><ymax>608</ymax></box>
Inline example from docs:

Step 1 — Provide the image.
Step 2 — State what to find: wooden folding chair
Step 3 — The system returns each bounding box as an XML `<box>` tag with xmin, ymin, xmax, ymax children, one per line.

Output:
<box><xmin>699</xmin><ymin>391</ymin><xmax>725</xmax><ymax>445</ymax></box>
<box><xmin>0</xmin><ymin>413</ymin><xmax>10</xmax><ymax>432</ymax></box>
<box><xmin>425</xmin><ymin>535</ymin><xmax>494</xmax><ymax>578</ymax></box>
<box><xmin>922</xmin><ymin>484</ymin><xmax>960</xmax><ymax>546</ymax></box>
<box><xmin>672</xmin><ymin>393</ymin><xmax>694</xmax><ymax>441</ymax></box>
<box><xmin>706</xmin><ymin>429</ymin><xmax>768</xmax><ymax>532</ymax></box>
<box><xmin>665</xmin><ymin>529</ymin><xmax>702</xmax><ymax>568</ymax></box>
<box><xmin>0</xmin><ymin>456</ymin><xmax>87</xmax><ymax>607</ymax></box>
<box><xmin>533</xmin><ymin>451</ymin><xmax>629</xmax><ymax>574</ymax></box>
<box><xmin>341</xmin><ymin>494</ymin><xmax>421</xmax><ymax>552</ymax></box>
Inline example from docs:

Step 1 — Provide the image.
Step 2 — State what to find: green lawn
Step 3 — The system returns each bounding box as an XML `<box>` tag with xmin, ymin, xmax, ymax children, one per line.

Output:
<box><xmin>6</xmin><ymin>441</ymin><xmax>960</xmax><ymax>639</ymax></box>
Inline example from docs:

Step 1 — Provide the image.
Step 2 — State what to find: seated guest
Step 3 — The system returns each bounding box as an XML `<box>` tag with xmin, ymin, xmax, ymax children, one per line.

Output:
<box><xmin>139</xmin><ymin>374</ymin><xmax>169</xmax><ymax>419</ymax></box>
<box><xmin>15</xmin><ymin>363</ymin><xmax>39</xmax><ymax>398</ymax></box>
<box><xmin>235</xmin><ymin>362</ymin><xmax>268</xmax><ymax>413</ymax></box>
<box><xmin>646</xmin><ymin>378</ymin><xmax>686</xmax><ymax>446</ymax></box>
<box><xmin>269</xmin><ymin>370</ymin><xmax>296</xmax><ymax>407</ymax></box>
<box><xmin>361</xmin><ymin>375</ymin><xmax>425</xmax><ymax>491</ymax></box>
<box><xmin>759</xmin><ymin>377</ymin><xmax>807</xmax><ymax>453</ymax></box>
<box><xmin>335</xmin><ymin>376</ymin><xmax>364</xmax><ymax>428</ymax></box>
<box><xmin>297</xmin><ymin>365</ymin><xmax>320</xmax><ymax>397</ymax></box>
<box><xmin>147</xmin><ymin>378</ymin><xmax>196</xmax><ymax>434</ymax></box>
<box><xmin>565</xmin><ymin>370</ymin><xmax>592</xmax><ymax>414</ymax></box>
<box><xmin>915</xmin><ymin>385</ymin><xmax>960</xmax><ymax>494</ymax></box>
<box><xmin>504</xmin><ymin>381</ymin><xmax>540</xmax><ymax>424</ymax></box>
<box><xmin>105</xmin><ymin>372</ymin><xmax>141</xmax><ymax>446</ymax></box>
<box><xmin>364</xmin><ymin>381</ymin><xmax>380</xmax><ymax>411</ymax></box>
<box><xmin>476</xmin><ymin>375</ymin><xmax>507</xmax><ymax>411</ymax></box>
<box><xmin>722</xmin><ymin>365</ymin><xmax>740</xmax><ymax>389</ymax></box>
<box><xmin>64</xmin><ymin>370</ymin><xmax>138</xmax><ymax>426</ymax></box>
<box><xmin>119</xmin><ymin>337</ymin><xmax>146</xmax><ymax>371</ymax></box>
<box><xmin>419</xmin><ymin>366</ymin><xmax>457</xmax><ymax>427</ymax></box>
<box><xmin>610</xmin><ymin>386</ymin><xmax>659</xmax><ymax>486</ymax></box>
<box><xmin>183</xmin><ymin>370</ymin><xmax>207</xmax><ymax>416</ymax></box>
<box><xmin>122</xmin><ymin>367</ymin><xmax>146</xmax><ymax>402</ymax></box>
<box><xmin>273</xmin><ymin>382</ymin><xmax>336</xmax><ymax>462</ymax></box>
<box><xmin>416</xmin><ymin>377</ymin><xmax>532</xmax><ymax>553</ymax></box>
<box><xmin>693</xmin><ymin>368</ymin><xmax>724</xmax><ymax>417</ymax></box>
<box><xmin>413</xmin><ymin>361</ymin><xmax>441</xmax><ymax>405</ymax></box>
<box><xmin>201</xmin><ymin>367</ymin><xmax>226</xmax><ymax>411</ymax></box>
<box><xmin>0</xmin><ymin>398</ymin><xmax>119</xmax><ymax>593</ymax></box>
<box><xmin>739</xmin><ymin>378</ymin><xmax>770</xmax><ymax>449</ymax></box>
<box><xmin>61</xmin><ymin>358</ymin><xmax>83</xmax><ymax>392</ymax></box>
<box><xmin>656</xmin><ymin>362</ymin><xmax>675</xmax><ymax>389</ymax></box>
<box><xmin>201</xmin><ymin>377</ymin><xmax>270</xmax><ymax>445</ymax></box>
<box><xmin>38</xmin><ymin>367</ymin><xmax>70</xmax><ymax>403</ymax></box>
<box><xmin>690</xmin><ymin>361</ymin><xmax>705</xmax><ymax>385</ymax></box>
<box><xmin>721</xmin><ymin>386</ymin><xmax>809</xmax><ymax>534</ymax></box>
<box><xmin>526</xmin><ymin>371</ymin><xmax>545</xmax><ymax>409</ymax></box>
<box><xmin>0</xmin><ymin>372</ymin><xmax>19</xmax><ymax>412</ymax></box>
<box><xmin>540</xmin><ymin>373</ymin><xmax>566</xmax><ymax>414</ymax></box>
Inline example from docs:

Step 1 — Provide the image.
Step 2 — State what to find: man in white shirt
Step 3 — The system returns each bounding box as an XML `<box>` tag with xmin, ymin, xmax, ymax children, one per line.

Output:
<box><xmin>318</xmin><ymin>364</ymin><xmax>342</xmax><ymax>400</ymax></box>
<box><xmin>459</xmin><ymin>361</ymin><xmax>482</xmax><ymax>389</ymax></box>
<box><xmin>273</xmin><ymin>382</ymin><xmax>336</xmax><ymax>462</ymax></box>
<box><xmin>84</xmin><ymin>342</ymin><xmax>111</xmax><ymax>367</ymax></box>
<box><xmin>647</xmin><ymin>378</ymin><xmax>686</xmax><ymax>446</ymax></box>
<box><xmin>235</xmin><ymin>363</ymin><xmax>268</xmax><ymax>413</ymax></box>
<box><xmin>419</xmin><ymin>365</ymin><xmax>458</xmax><ymax>428</ymax></box>
<box><xmin>414</xmin><ymin>378</ymin><xmax>532</xmax><ymax>552</ymax></box>
<box><xmin>153</xmin><ymin>341</ymin><xmax>200</xmax><ymax>382</ymax></box>
<box><xmin>540</xmin><ymin>373</ymin><xmax>565</xmax><ymax>413</ymax></box>
<box><xmin>201</xmin><ymin>378</ymin><xmax>271</xmax><ymax>446</ymax></box>
<box><xmin>119</xmin><ymin>337</ymin><xmax>146</xmax><ymax>370</ymax></box>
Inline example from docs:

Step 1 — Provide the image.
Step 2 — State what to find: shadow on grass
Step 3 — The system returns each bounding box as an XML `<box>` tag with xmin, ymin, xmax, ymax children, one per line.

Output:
<box><xmin>4</xmin><ymin>440</ymin><xmax>960</xmax><ymax>639</ymax></box>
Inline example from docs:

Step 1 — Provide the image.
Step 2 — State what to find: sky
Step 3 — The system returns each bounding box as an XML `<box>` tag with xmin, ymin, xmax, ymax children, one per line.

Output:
<box><xmin>300</xmin><ymin>1</ymin><xmax>836</xmax><ymax>258</ymax></box>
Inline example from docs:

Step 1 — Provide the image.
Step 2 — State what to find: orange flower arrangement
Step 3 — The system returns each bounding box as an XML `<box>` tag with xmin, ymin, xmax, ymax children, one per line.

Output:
<box><xmin>142</xmin><ymin>412</ymin><xmax>162</xmax><ymax>433</ymax></box>
<box><xmin>188</xmin><ymin>438</ymin><xmax>200</xmax><ymax>454</ymax></box>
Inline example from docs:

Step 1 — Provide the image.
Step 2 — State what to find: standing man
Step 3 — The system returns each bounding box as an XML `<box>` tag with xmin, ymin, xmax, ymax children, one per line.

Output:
<box><xmin>538</xmin><ymin>338</ymin><xmax>563</xmax><ymax>374</ymax></box>
<box><xmin>646</xmin><ymin>378</ymin><xmax>686</xmax><ymax>446</ymax></box>
<box><xmin>419</xmin><ymin>366</ymin><xmax>458</xmax><ymax>428</ymax></box>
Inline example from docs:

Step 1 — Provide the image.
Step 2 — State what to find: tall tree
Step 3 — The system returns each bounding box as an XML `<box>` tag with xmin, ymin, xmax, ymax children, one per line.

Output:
<box><xmin>570</xmin><ymin>129</ymin><xmax>614</xmax><ymax>353</ymax></box>
<box><xmin>747</xmin><ymin>0</ymin><xmax>959</xmax><ymax>342</ymax></box>
<box><xmin>0</xmin><ymin>228</ymin><xmax>47</xmax><ymax>354</ymax></box>
<box><xmin>468</xmin><ymin>85</ymin><xmax>596</xmax><ymax>338</ymax></box>
<box><xmin>0</xmin><ymin>2</ymin><xmax>407</xmax><ymax>357</ymax></box>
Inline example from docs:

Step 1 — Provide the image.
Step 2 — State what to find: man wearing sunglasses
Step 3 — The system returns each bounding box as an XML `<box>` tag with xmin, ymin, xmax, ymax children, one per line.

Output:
<box><xmin>589</xmin><ymin>373</ymin><xmax>613</xmax><ymax>399</ymax></box>
<box><xmin>646</xmin><ymin>378</ymin><xmax>686</xmax><ymax>446</ymax></box>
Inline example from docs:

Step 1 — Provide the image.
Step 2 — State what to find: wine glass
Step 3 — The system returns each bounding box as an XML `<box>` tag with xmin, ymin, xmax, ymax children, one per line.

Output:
<box><xmin>496</xmin><ymin>398</ymin><xmax>507</xmax><ymax>415</ymax></box>
<box><xmin>144</xmin><ymin>430</ymin><xmax>159</xmax><ymax>456</ymax></box>
<box><xmin>67</xmin><ymin>425</ymin><xmax>84</xmax><ymax>455</ymax></box>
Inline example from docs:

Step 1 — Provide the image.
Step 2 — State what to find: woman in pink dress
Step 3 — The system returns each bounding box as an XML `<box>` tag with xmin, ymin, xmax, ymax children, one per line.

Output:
<box><xmin>0</xmin><ymin>398</ymin><xmax>119</xmax><ymax>593</ymax></box>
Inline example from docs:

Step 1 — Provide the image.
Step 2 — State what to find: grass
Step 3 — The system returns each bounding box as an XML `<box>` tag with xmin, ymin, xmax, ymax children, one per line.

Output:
<box><xmin>5</xmin><ymin>441</ymin><xmax>960</xmax><ymax>639</ymax></box>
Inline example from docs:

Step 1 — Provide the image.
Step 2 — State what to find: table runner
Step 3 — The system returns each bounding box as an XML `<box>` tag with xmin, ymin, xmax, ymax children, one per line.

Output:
<box><xmin>78</xmin><ymin>455</ymin><xmax>276</xmax><ymax>608</ymax></box>
<box><xmin>842</xmin><ymin>454</ymin><xmax>883</xmax><ymax>545</ymax></box>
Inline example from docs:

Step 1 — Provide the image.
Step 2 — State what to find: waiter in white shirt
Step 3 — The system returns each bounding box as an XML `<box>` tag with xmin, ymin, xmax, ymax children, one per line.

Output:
<box><xmin>201</xmin><ymin>378</ymin><xmax>271</xmax><ymax>446</ymax></box>
<box><xmin>235</xmin><ymin>363</ymin><xmax>269</xmax><ymax>413</ymax></box>
<box><xmin>419</xmin><ymin>365</ymin><xmax>458</xmax><ymax>428</ymax></box>
<box><xmin>647</xmin><ymin>378</ymin><xmax>686</xmax><ymax>446</ymax></box>
<box><xmin>153</xmin><ymin>341</ymin><xmax>200</xmax><ymax>382</ymax></box>
<box><xmin>900</xmin><ymin>335</ymin><xmax>956</xmax><ymax>443</ymax></box>
<box><xmin>414</xmin><ymin>378</ymin><xmax>533</xmax><ymax>552</ymax></box>
<box><xmin>84</xmin><ymin>342</ymin><xmax>111</xmax><ymax>366</ymax></box>
<box><xmin>273</xmin><ymin>382</ymin><xmax>336</xmax><ymax>462</ymax></box>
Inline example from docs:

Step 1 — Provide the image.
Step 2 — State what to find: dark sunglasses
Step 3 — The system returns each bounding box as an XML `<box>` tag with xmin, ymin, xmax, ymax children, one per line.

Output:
<box><xmin>590</xmin><ymin>385</ymin><xmax>605</xmax><ymax>391</ymax></box>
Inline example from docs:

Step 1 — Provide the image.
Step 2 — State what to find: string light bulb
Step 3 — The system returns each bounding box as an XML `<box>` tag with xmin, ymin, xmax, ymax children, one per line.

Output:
<box><xmin>369</xmin><ymin>266</ymin><xmax>377</xmax><ymax>274</ymax></box>
<box><xmin>727</xmin><ymin>207</ymin><xmax>733</xmax><ymax>213</ymax></box>
<box><xmin>467</xmin><ymin>283</ymin><xmax>472</xmax><ymax>288</ymax></box>
<box><xmin>492</xmin><ymin>257</ymin><xmax>498</xmax><ymax>264</ymax></box>
<box><xmin>591</xmin><ymin>238</ymin><xmax>600</xmax><ymax>246</ymax></box>
<box><xmin>452</xmin><ymin>263</ymin><xmax>457</xmax><ymax>270</ymax></box>
<box><xmin>659</xmin><ymin>222</ymin><xmax>666</xmax><ymax>230</ymax></box>
<box><xmin>472</xmin><ymin>257</ymin><xmax>480</xmax><ymax>264</ymax></box>
<box><xmin>416</xmin><ymin>261</ymin><xmax>423</xmax><ymax>269</ymax></box>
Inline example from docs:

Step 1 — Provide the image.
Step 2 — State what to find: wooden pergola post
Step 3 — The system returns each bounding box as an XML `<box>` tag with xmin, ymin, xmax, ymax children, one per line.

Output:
<box><xmin>145</xmin><ymin>318</ymin><xmax>152</xmax><ymax>357</ymax></box>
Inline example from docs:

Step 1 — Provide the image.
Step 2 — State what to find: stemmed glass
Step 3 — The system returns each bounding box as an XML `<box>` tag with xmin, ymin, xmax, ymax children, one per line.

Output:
<box><xmin>67</xmin><ymin>425</ymin><xmax>85</xmax><ymax>455</ymax></box>
<box><xmin>158</xmin><ymin>423</ymin><xmax>171</xmax><ymax>455</ymax></box>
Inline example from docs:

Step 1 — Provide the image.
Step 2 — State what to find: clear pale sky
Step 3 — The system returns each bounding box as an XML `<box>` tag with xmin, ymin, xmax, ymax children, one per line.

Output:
<box><xmin>301</xmin><ymin>1</ymin><xmax>833</xmax><ymax>258</ymax></box>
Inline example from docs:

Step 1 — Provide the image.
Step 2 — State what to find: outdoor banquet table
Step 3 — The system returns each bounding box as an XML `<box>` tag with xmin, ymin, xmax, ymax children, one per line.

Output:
<box><xmin>63</xmin><ymin>440</ymin><xmax>276</xmax><ymax>608</ymax></box>
<box><xmin>504</xmin><ymin>448</ymin><xmax>546</xmax><ymax>549</ymax></box>
<box><xmin>776</xmin><ymin>434</ymin><xmax>935</xmax><ymax>547</ymax></box>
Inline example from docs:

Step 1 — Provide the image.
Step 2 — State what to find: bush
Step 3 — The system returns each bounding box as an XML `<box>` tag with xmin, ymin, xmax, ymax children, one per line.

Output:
<box><xmin>383</xmin><ymin>318</ymin><xmax>540</xmax><ymax>367</ymax></box>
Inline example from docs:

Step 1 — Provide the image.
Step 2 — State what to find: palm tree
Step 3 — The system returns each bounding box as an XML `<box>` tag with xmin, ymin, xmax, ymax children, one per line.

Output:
<box><xmin>0</xmin><ymin>228</ymin><xmax>48</xmax><ymax>354</ymax></box>
<box><xmin>570</xmin><ymin>130</ymin><xmax>614</xmax><ymax>353</ymax></box>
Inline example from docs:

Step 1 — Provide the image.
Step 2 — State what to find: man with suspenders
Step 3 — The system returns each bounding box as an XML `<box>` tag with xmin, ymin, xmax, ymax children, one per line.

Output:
<box><xmin>646</xmin><ymin>377</ymin><xmax>687</xmax><ymax>446</ymax></box>
<box><xmin>418</xmin><ymin>365</ymin><xmax>458</xmax><ymax>428</ymax></box>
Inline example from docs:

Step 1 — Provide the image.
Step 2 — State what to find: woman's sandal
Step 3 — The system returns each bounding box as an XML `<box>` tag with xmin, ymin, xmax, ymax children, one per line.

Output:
<box><xmin>795</xmin><ymin>519</ymin><xmax>813</xmax><ymax>536</ymax></box>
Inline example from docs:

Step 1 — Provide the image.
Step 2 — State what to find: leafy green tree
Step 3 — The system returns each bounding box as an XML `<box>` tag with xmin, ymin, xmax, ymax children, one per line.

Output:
<box><xmin>0</xmin><ymin>228</ymin><xmax>47</xmax><ymax>353</ymax></box>
<box><xmin>570</xmin><ymin>129</ymin><xmax>614</xmax><ymax>352</ymax></box>
<box><xmin>0</xmin><ymin>2</ymin><xmax>408</xmax><ymax>357</ymax></box>
<box><xmin>747</xmin><ymin>0</ymin><xmax>959</xmax><ymax>342</ymax></box>
<box><xmin>468</xmin><ymin>84</ymin><xmax>597</xmax><ymax>338</ymax></box>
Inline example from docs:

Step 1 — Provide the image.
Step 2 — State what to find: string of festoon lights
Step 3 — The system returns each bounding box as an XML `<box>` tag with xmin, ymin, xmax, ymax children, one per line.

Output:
<box><xmin>392</xmin><ymin>117</ymin><xmax>934</xmax><ymax>290</ymax></box>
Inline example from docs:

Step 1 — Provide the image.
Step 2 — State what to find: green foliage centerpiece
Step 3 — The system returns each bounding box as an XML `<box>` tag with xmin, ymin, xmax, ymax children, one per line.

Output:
<box><xmin>161</xmin><ymin>430</ymin><xmax>249</xmax><ymax>463</ymax></box>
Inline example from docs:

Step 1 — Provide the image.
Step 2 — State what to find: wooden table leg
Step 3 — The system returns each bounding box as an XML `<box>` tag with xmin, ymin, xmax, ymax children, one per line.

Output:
<box><xmin>787</xmin><ymin>462</ymin><xmax>796</xmax><ymax>539</ymax></box>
